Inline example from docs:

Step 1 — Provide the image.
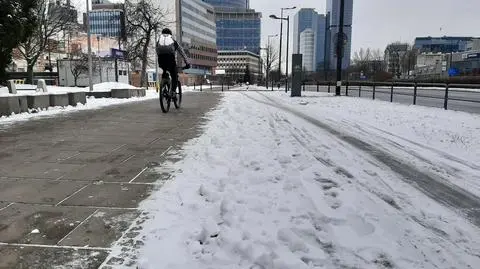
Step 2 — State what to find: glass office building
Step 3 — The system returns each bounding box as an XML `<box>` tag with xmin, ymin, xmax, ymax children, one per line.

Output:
<box><xmin>414</xmin><ymin>37</ymin><xmax>473</xmax><ymax>53</ymax></box>
<box><xmin>327</xmin><ymin>0</ymin><xmax>353</xmax><ymax>70</ymax></box>
<box><xmin>202</xmin><ymin>0</ymin><xmax>248</xmax><ymax>9</ymax></box>
<box><xmin>214</xmin><ymin>8</ymin><xmax>261</xmax><ymax>55</ymax></box>
<box><xmin>293</xmin><ymin>8</ymin><xmax>327</xmax><ymax>72</ymax></box>
<box><xmin>88</xmin><ymin>9</ymin><xmax>124</xmax><ymax>38</ymax></box>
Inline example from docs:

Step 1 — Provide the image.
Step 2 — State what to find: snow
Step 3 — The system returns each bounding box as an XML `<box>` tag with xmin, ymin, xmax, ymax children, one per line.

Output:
<box><xmin>0</xmin><ymin>90</ymin><xmax>158</xmax><ymax>126</ymax></box>
<box><xmin>105</xmin><ymin>90</ymin><xmax>480</xmax><ymax>269</ymax></box>
<box><xmin>267</xmin><ymin>90</ymin><xmax>480</xmax><ymax>197</ymax></box>
<box><xmin>0</xmin><ymin>82</ymin><xmax>140</xmax><ymax>96</ymax></box>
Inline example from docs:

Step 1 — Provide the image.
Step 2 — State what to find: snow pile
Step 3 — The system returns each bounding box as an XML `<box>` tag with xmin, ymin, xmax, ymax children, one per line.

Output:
<box><xmin>0</xmin><ymin>90</ymin><xmax>158</xmax><ymax>126</ymax></box>
<box><xmin>119</xmin><ymin>92</ymin><xmax>480</xmax><ymax>269</ymax></box>
<box><xmin>93</xmin><ymin>82</ymin><xmax>139</xmax><ymax>92</ymax></box>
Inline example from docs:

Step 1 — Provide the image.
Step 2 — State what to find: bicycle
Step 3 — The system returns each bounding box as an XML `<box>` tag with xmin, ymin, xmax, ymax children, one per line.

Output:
<box><xmin>159</xmin><ymin>66</ymin><xmax>188</xmax><ymax>113</ymax></box>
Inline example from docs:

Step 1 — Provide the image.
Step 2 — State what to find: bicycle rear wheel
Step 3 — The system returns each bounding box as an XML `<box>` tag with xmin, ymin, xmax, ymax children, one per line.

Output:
<box><xmin>159</xmin><ymin>81</ymin><xmax>171</xmax><ymax>113</ymax></box>
<box><xmin>173</xmin><ymin>81</ymin><xmax>182</xmax><ymax>109</ymax></box>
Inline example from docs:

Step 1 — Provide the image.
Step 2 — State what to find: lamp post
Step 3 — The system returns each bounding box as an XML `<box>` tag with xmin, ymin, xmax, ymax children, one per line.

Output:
<box><xmin>272</xmin><ymin>7</ymin><xmax>296</xmax><ymax>88</ymax></box>
<box><xmin>270</xmin><ymin>14</ymin><xmax>292</xmax><ymax>93</ymax></box>
<box><xmin>335</xmin><ymin>0</ymin><xmax>345</xmax><ymax>96</ymax></box>
<box><xmin>86</xmin><ymin>0</ymin><xmax>93</xmax><ymax>91</ymax></box>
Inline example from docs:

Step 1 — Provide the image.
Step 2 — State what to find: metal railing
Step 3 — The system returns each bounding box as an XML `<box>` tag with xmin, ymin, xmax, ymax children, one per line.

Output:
<box><xmin>301</xmin><ymin>81</ymin><xmax>480</xmax><ymax>111</ymax></box>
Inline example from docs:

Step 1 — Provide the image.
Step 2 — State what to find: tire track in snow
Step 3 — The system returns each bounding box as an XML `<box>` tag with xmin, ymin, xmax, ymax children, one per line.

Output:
<box><xmin>243</xmin><ymin>92</ymin><xmax>480</xmax><ymax>229</ymax></box>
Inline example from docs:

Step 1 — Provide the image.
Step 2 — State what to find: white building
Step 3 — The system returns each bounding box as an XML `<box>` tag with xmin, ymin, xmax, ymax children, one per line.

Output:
<box><xmin>217</xmin><ymin>50</ymin><xmax>262</xmax><ymax>83</ymax></box>
<box><xmin>299</xmin><ymin>28</ymin><xmax>315</xmax><ymax>72</ymax></box>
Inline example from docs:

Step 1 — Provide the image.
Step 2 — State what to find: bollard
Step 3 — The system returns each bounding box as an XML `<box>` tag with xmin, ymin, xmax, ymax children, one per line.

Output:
<box><xmin>210</xmin><ymin>83</ymin><xmax>212</xmax><ymax>90</ymax></box>
<box><xmin>390</xmin><ymin>81</ymin><xmax>394</xmax><ymax>102</ymax></box>
<box><xmin>303</xmin><ymin>82</ymin><xmax>305</xmax><ymax>91</ymax></box>
<box><xmin>271</xmin><ymin>80</ymin><xmax>274</xmax><ymax>90</ymax></box>
<box><xmin>413</xmin><ymin>82</ymin><xmax>418</xmax><ymax>105</ymax></box>
<box><xmin>328</xmin><ymin>82</ymin><xmax>331</xmax><ymax>93</ymax></box>
<box><xmin>222</xmin><ymin>83</ymin><xmax>224</xmax><ymax>92</ymax></box>
<box><xmin>373</xmin><ymin>82</ymin><xmax>376</xmax><ymax>100</ymax></box>
<box><xmin>200</xmin><ymin>84</ymin><xmax>202</xmax><ymax>92</ymax></box>
<box><xmin>194</xmin><ymin>82</ymin><xmax>196</xmax><ymax>90</ymax></box>
<box><xmin>345</xmin><ymin>81</ymin><xmax>349</xmax><ymax>96</ymax></box>
<box><xmin>444</xmin><ymin>84</ymin><xmax>449</xmax><ymax>110</ymax></box>
<box><xmin>316</xmin><ymin>82</ymin><xmax>319</xmax><ymax>92</ymax></box>
<box><xmin>359</xmin><ymin>85</ymin><xmax>362</xmax><ymax>97</ymax></box>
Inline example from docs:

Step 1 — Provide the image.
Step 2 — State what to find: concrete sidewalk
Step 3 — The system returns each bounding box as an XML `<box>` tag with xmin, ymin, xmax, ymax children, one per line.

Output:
<box><xmin>0</xmin><ymin>92</ymin><xmax>222</xmax><ymax>268</ymax></box>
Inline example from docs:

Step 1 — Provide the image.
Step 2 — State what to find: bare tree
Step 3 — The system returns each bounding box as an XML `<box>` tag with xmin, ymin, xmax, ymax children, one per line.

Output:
<box><xmin>17</xmin><ymin>0</ymin><xmax>74</xmax><ymax>83</ymax></box>
<box><xmin>125</xmin><ymin>0</ymin><xmax>172</xmax><ymax>87</ymax></box>
<box><xmin>262</xmin><ymin>41</ymin><xmax>279</xmax><ymax>86</ymax></box>
<box><xmin>70</xmin><ymin>52</ymin><xmax>89</xmax><ymax>87</ymax></box>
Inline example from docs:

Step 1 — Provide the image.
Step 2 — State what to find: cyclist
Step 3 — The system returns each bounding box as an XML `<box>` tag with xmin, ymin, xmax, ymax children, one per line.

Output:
<box><xmin>156</xmin><ymin>28</ymin><xmax>191</xmax><ymax>93</ymax></box>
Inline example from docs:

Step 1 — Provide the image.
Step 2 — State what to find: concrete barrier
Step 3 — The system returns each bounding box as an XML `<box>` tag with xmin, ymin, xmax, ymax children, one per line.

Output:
<box><xmin>7</xmin><ymin>80</ymin><xmax>17</xmax><ymax>94</ymax></box>
<box><xmin>18</xmin><ymin>96</ymin><xmax>28</xmax><ymax>112</ymax></box>
<box><xmin>111</xmin><ymin>88</ymin><xmax>146</xmax><ymax>99</ymax></box>
<box><xmin>49</xmin><ymin>94</ymin><xmax>69</xmax><ymax>107</ymax></box>
<box><xmin>0</xmin><ymin>96</ymin><xmax>20</xmax><ymax>116</ymax></box>
<box><xmin>68</xmin><ymin>92</ymin><xmax>87</xmax><ymax>106</ymax></box>
<box><xmin>86</xmin><ymin>92</ymin><xmax>111</xmax><ymax>98</ymax></box>
<box><xmin>27</xmin><ymin>95</ymin><xmax>50</xmax><ymax>109</ymax></box>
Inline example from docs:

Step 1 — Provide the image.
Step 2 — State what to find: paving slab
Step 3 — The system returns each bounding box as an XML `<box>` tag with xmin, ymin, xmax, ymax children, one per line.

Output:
<box><xmin>0</xmin><ymin>246</ymin><xmax>108</xmax><ymax>269</ymax></box>
<box><xmin>59</xmin><ymin>183</ymin><xmax>153</xmax><ymax>208</ymax></box>
<box><xmin>59</xmin><ymin>209</ymin><xmax>140</xmax><ymax>247</ymax></box>
<box><xmin>0</xmin><ymin>203</ymin><xmax>95</xmax><ymax>244</ymax></box>
<box><xmin>0</xmin><ymin>178</ymin><xmax>87</xmax><ymax>205</ymax></box>
<box><xmin>4</xmin><ymin>162</ymin><xmax>84</xmax><ymax>179</ymax></box>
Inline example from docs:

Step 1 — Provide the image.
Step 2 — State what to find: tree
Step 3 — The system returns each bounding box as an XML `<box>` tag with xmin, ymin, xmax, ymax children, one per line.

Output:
<box><xmin>18</xmin><ymin>0</ymin><xmax>74</xmax><ymax>84</ymax></box>
<box><xmin>70</xmin><ymin>52</ymin><xmax>89</xmax><ymax>87</ymax></box>
<box><xmin>0</xmin><ymin>0</ymin><xmax>38</xmax><ymax>85</ymax></box>
<box><xmin>125</xmin><ymin>0</ymin><xmax>171</xmax><ymax>88</ymax></box>
<box><xmin>262</xmin><ymin>41</ymin><xmax>279</xmax><ymax>87</ymax></box>
<box><xmin>244</xmin><ymin>65</ymin><xmax>251</xmax><ymax>84</ymax></box>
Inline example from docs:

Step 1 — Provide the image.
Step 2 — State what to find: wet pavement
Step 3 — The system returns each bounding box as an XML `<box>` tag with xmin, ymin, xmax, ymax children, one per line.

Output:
<box><xmin>0</xmin><ymin>92</ymin><xmax>222</xmax><ymax>268</ymax></box>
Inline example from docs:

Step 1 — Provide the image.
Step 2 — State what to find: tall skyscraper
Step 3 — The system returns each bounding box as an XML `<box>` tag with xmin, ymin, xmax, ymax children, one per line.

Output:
<box><xmin>293</xmin><ymin>8</ymin><xmax>327</xmax><ymax>72</ymax></box>
<box><xmin>299</xmin><ymin>29</ymin><xmax>315</xmax><ymax>71</ymax></box>
<box><xmin>326</xmin><ymin>0</ymin><xmax>353</xmax><ymax>70</ymax></box>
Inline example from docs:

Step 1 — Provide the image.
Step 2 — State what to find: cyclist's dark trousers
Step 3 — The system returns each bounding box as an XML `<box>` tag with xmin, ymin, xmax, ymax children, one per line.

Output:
<box><xmin>159</xmin><ymin>54</ymin><xmax>178</xmax><ymax>92</ymax></box>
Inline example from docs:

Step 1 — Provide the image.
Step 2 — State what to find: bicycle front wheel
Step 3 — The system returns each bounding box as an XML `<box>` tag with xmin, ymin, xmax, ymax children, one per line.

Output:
<box><xmin>159</xmin><ymin>81</ymin><xmax>171</xmax><ymax>113</ymax></box>
<box><xmin>174</xmin><ymin>81</ymin><xmax>182</xmax><ymax>109</ymax></box>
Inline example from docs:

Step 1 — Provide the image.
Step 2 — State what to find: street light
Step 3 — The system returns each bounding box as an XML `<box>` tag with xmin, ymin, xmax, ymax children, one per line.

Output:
<box><xmin>86</xmin><ymin>0</ymin><xmax>93</xmax><ymax>91</ymax></box>
<box><xmin>270</xmin><ymin>13</ymin><xmax>292</xmax><ymax>93</ymax></box>
<box><xmin>271</xmin><ymin>6</ymin><xmax>296</xmax><ymax>90</ymax></box>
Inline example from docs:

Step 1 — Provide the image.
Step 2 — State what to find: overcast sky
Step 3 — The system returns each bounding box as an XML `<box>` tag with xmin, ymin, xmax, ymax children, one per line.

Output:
<box><xmin>251</xmin><ymin>0</ymin><xmax>480</xmax><ymax>53</ymax></box>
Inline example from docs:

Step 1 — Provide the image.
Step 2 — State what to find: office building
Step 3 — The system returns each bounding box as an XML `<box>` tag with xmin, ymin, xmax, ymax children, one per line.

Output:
<box><xmin>202</xmin><ymin>0</ymin><xmax>261</xmax><ymax>55</ymax></box>
<box><xmin>299</xmin><ymin>29</ymin><xmax>315</xmax><ymax>72</ymax></box>
<box><xmin>157</xmin><ymin>0</ymin><xmax>218</xmax><ymax>84</ymax></box>
<box><xmin>202</xmin><ymin>0</ymin><xmax>249</xmax><ymax>9</ymax></box>
<box><xmin>384</xmin><ymin>43</ymin><xmax>408</xmax><ymax>76</ymax></box>
<box><xmin>414</xmin><ymin>37</ymin><xmax>475</xmax><ymax>54</ymax></box>
<box><xmin>48</xmin><ymin>0</ymin><xmax>78</xmax><ymax>24</ymax></box>
<box><xmin>293</xmin><ymin>8</ymin><xmax>327</xmax><ymax>72</ymax></box>
<box><xmin>213</xmin><ymin>8</ymin><xmax>261</xmax><ymax>55</ymax></box>
<box><xmin>86</xmin><ymin>9</ymin><xmax>125</xmax><ymax>39</ymax></box>
<box><xmin>326</xmin><ymin>0</ymin><xmax>353</xmax><ymax>70</ymax></box>
<box><xmin>217</xmin><ymin>50</ymin><xmax>261</xmax><ymax>83</ymax></box>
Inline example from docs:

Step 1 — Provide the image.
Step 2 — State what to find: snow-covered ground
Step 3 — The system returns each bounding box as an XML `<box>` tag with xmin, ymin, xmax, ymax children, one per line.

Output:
<box><xmin>104</xmin><ymin>89</ymin><xmax>480</xmax><ymax>269</ymax></box>
<box><xmin>0</xmin><ymin>82</ymin><xmax>141</xmax><ymax>96</ymax></box>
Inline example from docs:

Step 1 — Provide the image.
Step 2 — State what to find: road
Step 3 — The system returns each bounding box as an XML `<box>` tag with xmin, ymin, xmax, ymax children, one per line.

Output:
<box><xmin>303</xmin><ymin>85</ymin><xmax>480</xmax><ymax>114</ymax></box>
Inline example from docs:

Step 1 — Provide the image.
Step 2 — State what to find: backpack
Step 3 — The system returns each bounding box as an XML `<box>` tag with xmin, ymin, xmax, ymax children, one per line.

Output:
<box><xmin>156</xmin><ymin>34</ymin><xmax>175</xmax><ymax>56</ymax></box>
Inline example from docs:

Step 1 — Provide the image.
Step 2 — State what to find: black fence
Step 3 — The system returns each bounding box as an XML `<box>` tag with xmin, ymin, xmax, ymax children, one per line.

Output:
<box><xmin>6</xmin><ymin>72</ymin><xmax>58</xmax><ymax>86</ymax></box>
<box><xmin>301</xmin><ymin>81</ymin><xmax>480</xmax><ymax>111</ymax></box>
